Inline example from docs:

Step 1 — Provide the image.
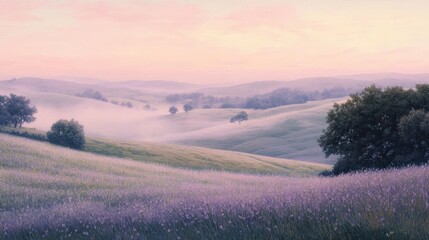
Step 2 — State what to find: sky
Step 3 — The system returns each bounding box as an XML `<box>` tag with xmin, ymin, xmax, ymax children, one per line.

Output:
<box><xmin>1</xmin><ymin>0</ymin><xmax>429</xmax><ymax>83</ymax></box>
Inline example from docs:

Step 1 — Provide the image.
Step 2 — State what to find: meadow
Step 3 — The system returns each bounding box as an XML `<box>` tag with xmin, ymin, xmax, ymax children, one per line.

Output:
<box><xmin>1</xmin><ymin>134</ymin><xmax>428</xmax><ymax>239</ymax></box>
<box><xmin>13</xmin><ymin>88</ymin><xmax>342</xmax><ymax>164</ymax></box>
<box><xmin>0</xmin><ymin>127</ymin><xmax>329</xmax><ymax>176</ymax></box>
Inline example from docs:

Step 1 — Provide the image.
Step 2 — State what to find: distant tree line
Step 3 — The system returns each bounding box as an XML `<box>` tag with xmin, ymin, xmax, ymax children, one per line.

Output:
<box><xmin>165</xmin><ymin>87</ymin><xmax>353</xmax><ymax>110</ymax></box>
<box><xmin>75</xmin><ymin>89</ymin><xmax>108</xmax><ymax>102</ymax></box>
<box><xmin>166</xmin><ymin>92</ymin><xmax>242</xmax><ymax>109</ymax></box>
<box><xmin>110</xmin><ymin>100</ymin><xmax>134</xmax><ymax>108</ymax></box>
<box><xmin>319</xmin><ymin>84</ymin><xmax>429</xmax><ymax>175</ymax></box>
<box><xmin>0</xmin><ymin>94</ymin><xmax>37</xmax><ymax>128</ymax></box>
<box><xmin>243</xmin><ymin>87</ymin><xmax>353</xmax><ymax>110</ymax></box>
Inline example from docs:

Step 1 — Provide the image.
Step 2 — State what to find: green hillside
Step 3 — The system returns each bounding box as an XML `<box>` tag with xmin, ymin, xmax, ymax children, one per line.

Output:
<box><xmin>156</xmin><ymin>98</ymin><xmax>345</xmax><ymax>164</ymax></box>
<box><xmin>0</xmin><ymin>133</ymin><xmax>330</xmax><ymax>176</ymax></box>
<box><xmin>1</xmin><ymin>79</ymin><xmax>345</xmax><ymax>164</ymax></box>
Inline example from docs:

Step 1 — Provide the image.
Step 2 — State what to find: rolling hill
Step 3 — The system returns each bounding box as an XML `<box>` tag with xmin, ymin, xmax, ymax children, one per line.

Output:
<box><xmin>1</xmin><ymin>83</ymin><xmax>339</xmax><ymax>164</ymax></box>
<box><xmin>3</xmin><ymin>74</ymin><xmax>428</xmax><ymax>164</ymax></box>
<box><xmin>198</xmin><ymin>73</ymin><xmax>429</xmax><ymax>97</ymax></box>
<box><xmin>1</xmin><ymin>133</ymin><xmax>428</xmax><ymax>239</ymax></box>
<box><xmin>153</xmin><ymin>98</ymin><xmax>343</xmax><ymax>164</ymax></box>
<box><xmin>0</xmin><ymin>133</ymin><xmax>330</xmax><ymax>176</ymax></box>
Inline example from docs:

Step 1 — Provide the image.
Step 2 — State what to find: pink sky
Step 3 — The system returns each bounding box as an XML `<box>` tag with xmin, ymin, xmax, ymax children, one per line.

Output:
<box><xmin>1</xmin><ymin>0</ymin><xmax>429</xmax><ymax>83</ymax></box>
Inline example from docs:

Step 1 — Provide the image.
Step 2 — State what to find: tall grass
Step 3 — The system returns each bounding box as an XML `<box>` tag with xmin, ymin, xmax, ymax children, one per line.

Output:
<box><xmin>1</xmin><ymin>134</ymin><xmax>428</xmax><ymax>239</ymax></box>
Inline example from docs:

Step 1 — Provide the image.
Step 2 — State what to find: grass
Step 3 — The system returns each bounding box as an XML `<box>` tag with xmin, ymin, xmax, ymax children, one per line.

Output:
<box><xmin>158</xmin><ymin>98</ymin><xmax>345</xmax><ymax>164</ymax></box>
<box><xmin>1</xmin><ymin>85</ymin><xmax>343</xmax><ymax>164</ymax></box>
<box><xmin>1</xmin><ymin>134</ymin><xmax>428</xmax><ymax>239</ymax></box>
<box><xmin>0</xmin><ymin>128</ymin><xmax>329</xmax><ymax>176</ymax></box>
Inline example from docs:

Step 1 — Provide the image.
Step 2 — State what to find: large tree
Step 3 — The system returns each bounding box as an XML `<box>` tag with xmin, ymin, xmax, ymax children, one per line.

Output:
<box><xmin>0</xmin><ymin>95</ymin><xmax>11</xmax><ymax>126</ymax></box>
<box><xmin>397</xmin><ymin>109</ymin><xmax>429</xmax><ymax>165</ymax></box>
<box><xmin>318</xmin><ymin>85</ymin><xmax>429</xmax><ymax>174</ymax></box>
<box><xmin>5</xmin><ymin>94</ymin><xmax>37</xmax><ymax>128</ymax></box>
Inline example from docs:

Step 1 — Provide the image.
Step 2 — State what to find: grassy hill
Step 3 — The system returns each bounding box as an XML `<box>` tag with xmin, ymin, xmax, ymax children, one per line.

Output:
<box><xmin>156</xmin><ymin>98</ymin><xmax>343</xmax><ymax>164</ymax></box>
<box><xmin>0</xmin><ymin>83</ymin><xmax>340</xmax><ymax>164</ymax></box>
<box><xmin>0</xmin><ymin>131</ymin><xmax>330</xmax><ymax>176</ymax></box>
<box><xmin>199</xmin><ymin>74</ymin><xmax>429</xmax><ymax>97</ymax></box>
<box><xmin>1</xmin><ymin>134</ymin><xmax>428</xmax><ymax>239</ymax></box>
<box><xmin>0</xmin><ymin>90</ymin><xmax>341</xmax><ymax>164</ymax></box>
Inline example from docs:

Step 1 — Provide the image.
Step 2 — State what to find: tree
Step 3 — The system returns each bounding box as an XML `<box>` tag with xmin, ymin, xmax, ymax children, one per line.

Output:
<box><xmin>169</xmin><ymin>106</ymin><xmax>178</xmax><ymax>115</ymax></box>
<box><xmin>318</xmin><ymin>85</ymin><xmax>429</xmax><ymax>175</ymax></box>
<box><xmin>76</xmin><ymin>89</ymin><xmax>108</xmax><ymax>102</ymax></box>
<box><xmin>121</xmin><ymin>101</ymin><xmax>133</xmax><ymax>108</ymax></box>
<box><xmin>5</xmin><ymin>94</ymin><xmax>37</xmax><ymax>128</ymax></box>
<box><xmin>230</xmin><ymin>111</ymin><xmax>248</xmax><ymax>124</ymax></box>
<box><xmin>183</xmin><ymin>104</ymin><xmax>193</xmax><ymax>113</ymax></box>
<box><xmin>0</xmin><ymin>95</ymin><xmax>11</xmax><ymax>126</ymax></box>
<box><xmin>47</xmin><ymin>119</ymin><xmax>85</xmax><ymax>150</ymax></box>
<box><xmin>396</xmin><ymin>109</ymin><xmax>429</xmax><ymax>165</ymax></box>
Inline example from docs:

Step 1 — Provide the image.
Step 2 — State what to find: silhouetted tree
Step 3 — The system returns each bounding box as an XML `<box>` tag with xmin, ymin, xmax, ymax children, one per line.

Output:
<box><xmin>169</xmin><ymin>106</ymin><xmax>178</xmax><ymax>115</ymax></box>
<box><xmin>47</xmin><ymin>119</ymin><xmax>85</xmax><ymax>150</ymax></box>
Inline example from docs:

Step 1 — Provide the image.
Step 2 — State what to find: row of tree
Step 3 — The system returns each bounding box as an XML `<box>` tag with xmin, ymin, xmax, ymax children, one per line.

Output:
<box><xmin>165</xmin><ymin>87</ymin><xmax>353</xmax><ymax>110</ymax></box>
<box><xmin>319</xmin><ymin>84</ymin><xmax>429</xmax><ymax>175</ymax></box>
<box><xmin>243</xmin><ymin>87</ymin><xmax>352</xmax><ymax>110</ymax></box>
<box><xmin>0</xmin><ymin>94</ymin><xmax>37</xmax><ymax>128</ymax></box>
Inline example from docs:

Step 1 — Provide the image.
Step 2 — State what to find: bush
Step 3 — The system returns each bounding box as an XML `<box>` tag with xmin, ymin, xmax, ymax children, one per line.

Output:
<box><xmin>47</xmin><ymin>119</ymin><xmax>85</xmax><ymax>150</ymax></box>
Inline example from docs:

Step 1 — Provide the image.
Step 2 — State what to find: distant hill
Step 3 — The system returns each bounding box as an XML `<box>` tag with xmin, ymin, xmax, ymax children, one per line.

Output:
<box><xmin>198</xmin><ymin>73</ymin><xmax>429</xmax><ymax>97</ymax></box>
<box><xmin>0</xmin><ymin>77</ymin><xmax>166</xmax><ymax>103</ymax></box>
<box><xmin>105</xmin><ymin>80</ymin><xmax>200</xmax><ymax>92</ymax></box>
<box><xmin>150</xmin><ymin>98</ymin><xmax>343</xmax><ymax>164</ymax></box>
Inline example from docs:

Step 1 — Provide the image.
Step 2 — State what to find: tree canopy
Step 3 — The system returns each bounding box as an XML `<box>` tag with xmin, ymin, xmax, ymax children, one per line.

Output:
<box><xmin>0</xmin><ymin>94</ymin><xmax>37</xmax><ymax>128</ymax></box>
<box><xmin>47</xmin><ymin>119</ymin><xmax>85</xmax><ymax>150</ymax></box>
<box><xmin>169</xmin><ymin>106</ymin><xmax>178</xmax><ymax>115</ymax></box>
<box><xmin>183</xmin><ymin>104</ymin><xmax>193</xmax><ymax>112</ymax></box>
<box><xmin>230</xmin><ymin>111</ymin><xmax>248</xmax><ymax>124</ymax></box>
<box><xmin>319</xmin><ymin>84</ymin><xmax>429</xmax><ymax>175</ymax></box>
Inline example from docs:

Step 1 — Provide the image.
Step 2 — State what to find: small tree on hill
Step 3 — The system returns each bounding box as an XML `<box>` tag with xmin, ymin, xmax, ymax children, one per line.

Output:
<box><xmin>5</xmin><ymin>94</ymin><xmax>37</xmax><ymax>128</ymax></box>
<box><xmin>230</xmin><ymin>111</ymin><xmax>248</xmax><ymax>124</ymax></box>
<box><xmin>169</xmin><ymin>106</ymin><xmax>178</xmax><ymax>115</ymax></box>
<box><xmin>47</xmin><ymin>119</ymin><xmax>85</xmax><ymax>150</ymax></box>
<box><xmin>183</xmin><ymin>104</ymin><xmax>193</xmax><ymax>113</ymax></box>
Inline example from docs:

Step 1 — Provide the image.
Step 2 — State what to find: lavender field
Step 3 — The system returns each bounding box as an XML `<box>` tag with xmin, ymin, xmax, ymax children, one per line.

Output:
<box><xmin>0</xmin><ymin>134</ymin><xmax>428</xmax><ymax>239</ymax></box>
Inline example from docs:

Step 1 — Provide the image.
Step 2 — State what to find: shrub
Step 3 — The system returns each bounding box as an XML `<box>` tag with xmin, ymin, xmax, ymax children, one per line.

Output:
<box><xmin>47</xmin><ymin>119</ymin><xmax>85</xmax><ymax>150</ymax></box>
